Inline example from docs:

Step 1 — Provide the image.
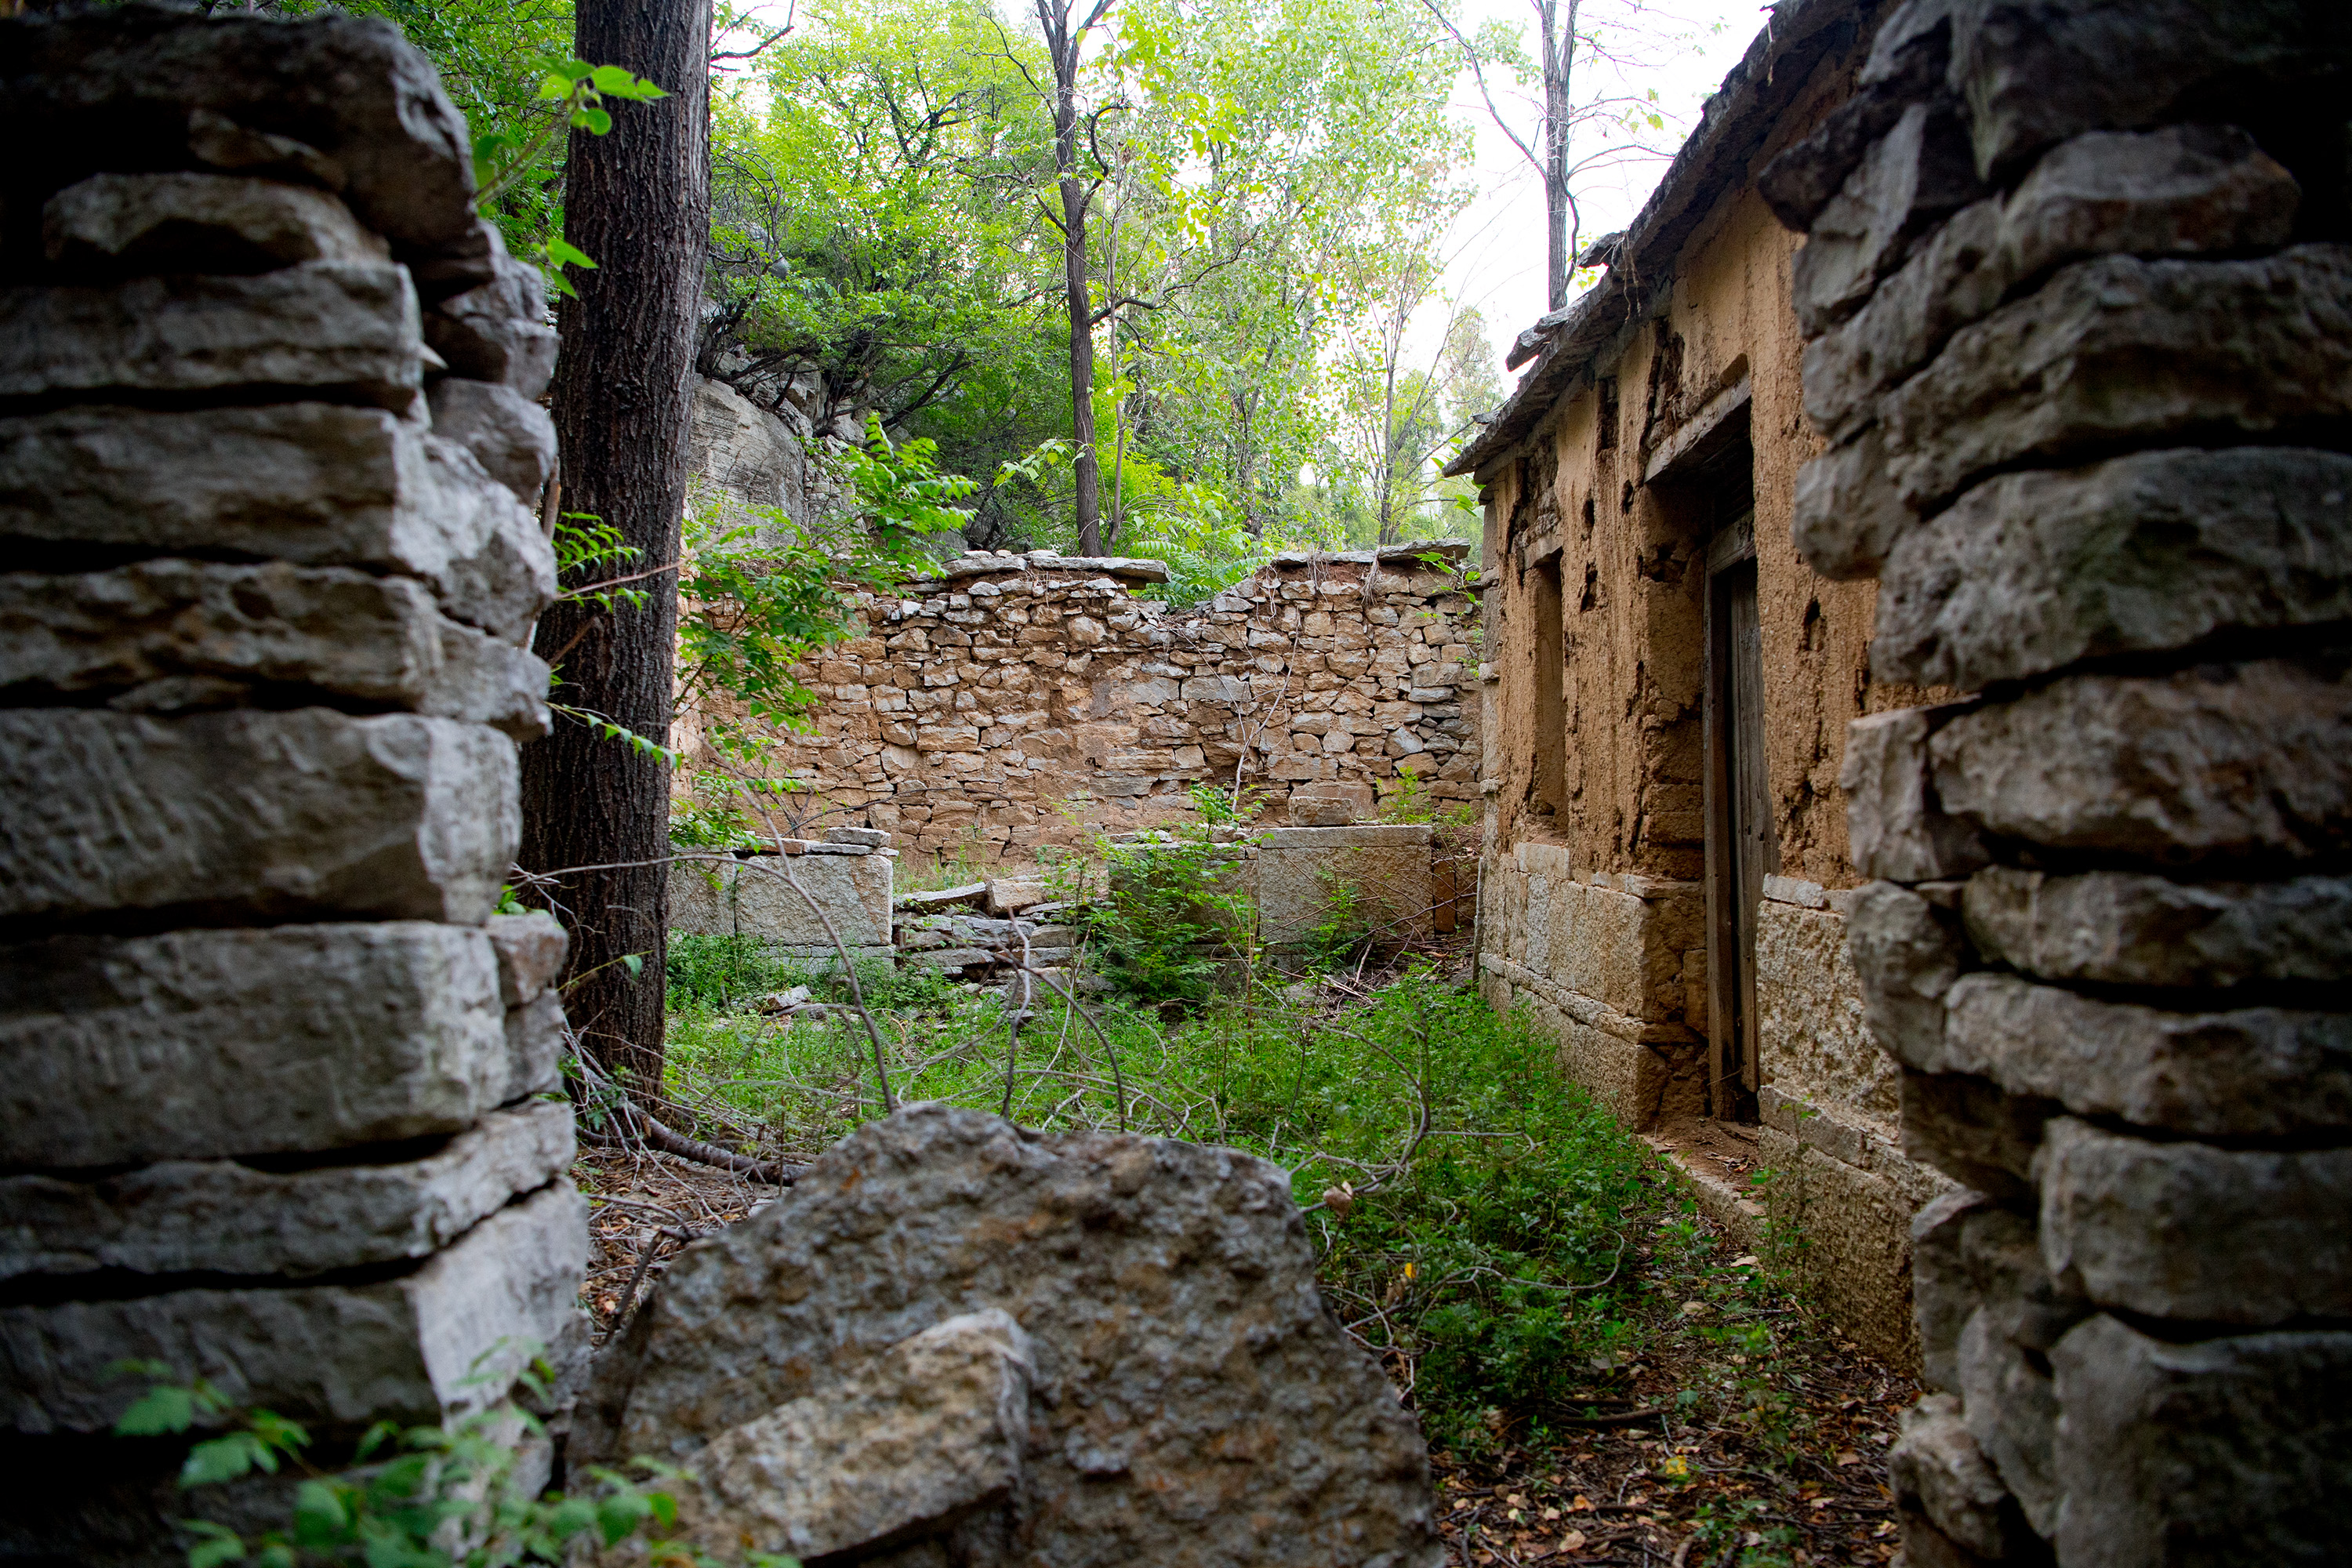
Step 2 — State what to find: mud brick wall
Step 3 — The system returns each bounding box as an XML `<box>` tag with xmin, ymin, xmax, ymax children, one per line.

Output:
<box><xmin>0</xmin><ymin>9</ymin><xmax>585</xmax><ymax>1560</ymax></box>
<box><xmin>677</xmin><ymin>545</ymin><xmax>1481</xmax><ymax>869</ymax></box>
<box><xmin>1766</xmin><ymin>1</ymin><xmax>2352</xmax><ymax>1561</ymax></box>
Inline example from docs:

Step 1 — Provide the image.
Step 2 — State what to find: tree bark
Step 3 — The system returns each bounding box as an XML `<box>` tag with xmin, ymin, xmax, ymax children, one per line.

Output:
<box><xmin>522</xmin><ymin>0</ymin><xmax>712</xmax><ymax>1094</ymax></box>
<box><xmin>1039</xmin><ymin>0</ymin><xmax>1111</xmax><ymax>555</ymax></box>
<box><xmin>1540</xmin><ymin>0</ymin><xmax>1581</xmax><ymax>312</ymax></box>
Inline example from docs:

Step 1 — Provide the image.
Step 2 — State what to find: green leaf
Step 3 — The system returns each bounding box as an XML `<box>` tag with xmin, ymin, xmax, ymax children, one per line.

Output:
<box><xmin>595</xmin><ymin>1489</ymin><xmax>652</xmax><ymax>1546</ymax></box>
<box><xmin>583</xmin><ymin>107</ymin><xmax>615</xmax><ymax>136</ymax></box>
<box><xmin>180</xmin><ymin>1432</ymin><xmax>266</xmax><ymax>1488</ymax></box>
<box><xmin>545</xmin><ymin>235</ymin><xmax>597</xmax><ymax>271</ymax></box>
<box><xmin>292</xmin><ymin>1480</ymin><xmax>350</xmax><ymax>1544</ymax></box>
<box><xmin>589</xmin><ymin>64</ymin><xmax>641</xmax><ymax>93</ymax></box>
<box><xmin>183</xmin><ymin>1521</ymin><xmax>249</xmax><ymax>1568</ymax></box>
<box><xmin>621</xmin><ymin>953</ymin><xmax>644</xmax><ymax>978</ymax></box>
<box><xmin>115</xmin><ymin>1385</ymin><xmax>195</xmax><ymax>1436</ymax></box>
<box><xmin>559</xmin><ymin>58</ymin><xmax>597</xmax><ymax>82</ymax></box>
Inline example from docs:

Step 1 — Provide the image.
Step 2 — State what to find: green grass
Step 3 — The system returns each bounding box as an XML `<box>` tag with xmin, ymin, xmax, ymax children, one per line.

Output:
<box><xmin>660</xmin><ymin>949</ymin><xmax>1728</xmax><ymax>1461</ymax></box>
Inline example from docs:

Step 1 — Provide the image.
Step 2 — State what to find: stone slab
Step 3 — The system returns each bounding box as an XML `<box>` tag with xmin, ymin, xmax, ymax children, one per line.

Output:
<box><xmin>43</xmin><ymin>172</ymin><xmax>388</xmax><ymax>274</ymax></box>
<box><xmin>0</xmin><ymin>708</ymin><xmax>517</xmax><ymax>927</ymax></box>
<box><xmin>1838</xmin><ymin>706</ymin><xmax>1989</xmax><ymax>884</ymax></box>
<box><xmin>1255</xmin><ymin>824</ymin><xmax>1432</xmax><ymax>848</ymax></box>
<box><xmin>1755</xmin><ymin>899</ymin><xmax>1893</xmax><ymax>1117</ymax></box>
<box><xmin>601</xmin><ymin>1311</ymin><xmax>1033</xmax><ymax>1566</ymax></box>
<box><xmin>1888</xmin><ymin>1394</ymin><xmax>2027</xmax><ymax>1563</ymax></box>
<box><xmin>1931</xmin><ymin>655</ymin><xmax>2352</xmax><ymax>865</ymax></box>
<box><xmin>1961</xmin><ymin>866</ymin><xmax>2352</xmax><ymax>988</ymax></box>
<box><xmin>1846</xmin><ymin>880</ymin><xmax>1970</xmax><ymax>1075</ymax></box>
<box><xmin>0</xmin><ymin>260</ymin><xmax>423</xmax><ymax>412</ymax></box>
<box><xmin>666</xmin><ymin>855</ymin><xmax>739</xmax><ymax>938</ymax></box>
<box><xmin>733</xmin><ymin>851</ymin><xmax>892</xmax><ymax>949</ymax></box>
<box><xmin>427</xmin><ymin>378</ymin><xmax>555</xmax><ymax>506</ymax></box>
<box><xmin>1258</xmin><ymin>832</ymin><xmax>1431</xmax><ymax>949</ymax></box>
<box><xmin>0</xmin><ymin>403</ymin><xmax>557</xmax><ymax>643</ymax></box>
<box><xmin>2050</xmin><ymin>1313</ymin><xmax>2352</xmax><ymax>1568</ymax></box>
<box><xmin>0</xmin><ymin>921</ymin><xmax>517</xmax><ymax>1168</ymax></box>
<box><xmin>0</xmin><ymin>1182</ymin><xmax>586</xmax><ymax>1436</ymax></box>
<box><xmin>1876</xmin><ymin>448</ymin><xmax>2352</xmax><ymax>691</ymax></box>
<box><xmin>575</xmin><ymin>1105</ymin><xmax>1444</xmax><ymax>1568</ymax></box>
<box><xmin>2036</xmin><ymin>1117</ymin><xmax>2352</xmax><ymax>1327</ymax></box>
<box><xmin>0</xmin><ymin>1100</ymin><xmax>573</xmax><ymax>1280</ymax></box>
<box><xmin>1943</xmin><ymin>973</ymin><xmax>2352</xmax><ymax>1138</ymax></box>
<box><xmin>485</xmin><ymin>910</ymin><xmax>568</xmax><ymax>1006</ymax></box>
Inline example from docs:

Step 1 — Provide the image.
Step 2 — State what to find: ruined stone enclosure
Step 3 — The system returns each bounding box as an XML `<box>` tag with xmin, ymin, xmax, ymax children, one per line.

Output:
<box><xmin>674</xmin><ymin>545</ymin><xmax>1483</xmax><ymax>869</ymax></box>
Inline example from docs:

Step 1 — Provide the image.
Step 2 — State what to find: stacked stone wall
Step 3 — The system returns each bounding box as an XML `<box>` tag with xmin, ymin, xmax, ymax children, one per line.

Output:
<box><xmin>1768</xmin><ymin>0</ymin><xmax>2352</xmax><ymax>1559</ymax></box>
<box><xmin>0</xmin><ymin>9</ymin><xmax>583</xmax><ymax>1559</ymax></box>
<box><xmin>677</xmin><ymin>545</ymin><xmax>1482</xmax><ymax>868</ymax></box>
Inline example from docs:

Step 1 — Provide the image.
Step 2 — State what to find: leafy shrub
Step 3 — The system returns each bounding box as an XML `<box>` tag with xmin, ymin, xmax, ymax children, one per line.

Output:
<box><xmin>1081</xmin><ymin>826</ymin><xmax>1256</xmax><ymax>1000</ymax></box>
<box><xmin>665</xmin><ymin>934</ymin><xmax>808</xmax><ymax>1011</ymax></box>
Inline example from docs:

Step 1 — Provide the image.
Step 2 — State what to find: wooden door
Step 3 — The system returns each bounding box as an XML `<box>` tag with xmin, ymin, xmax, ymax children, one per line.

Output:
<box><xmin>1704</xmin><ymin>513</ymin><xmax>1769</xmax><ymax>1121</ymax></box>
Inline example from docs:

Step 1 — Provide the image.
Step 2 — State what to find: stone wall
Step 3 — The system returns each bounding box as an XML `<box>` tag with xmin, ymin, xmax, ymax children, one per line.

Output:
<box><xmin>677</xmin><ymin>544</ymin><xmax>1481</xmax><ymax>869</ymax></box>
<box><xmin>0</xmin><ymin>10</ymin><xmax>583</xmax><ymax>1559</ymax></box>
<box><xmin>1766</xmin><ymin>0</ymin><xmax>2352</xmax><ymax>1560</ymax></box>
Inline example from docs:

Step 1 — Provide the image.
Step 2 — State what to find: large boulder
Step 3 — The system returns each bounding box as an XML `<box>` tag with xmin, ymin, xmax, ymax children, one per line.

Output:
<box><xmin>578</xmin><ymin>1105</ymin><xmax>1443</xmax><ymax>1568</ymax></box>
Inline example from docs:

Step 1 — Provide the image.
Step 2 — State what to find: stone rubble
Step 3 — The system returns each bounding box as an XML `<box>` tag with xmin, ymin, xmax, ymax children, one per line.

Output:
<box><xmin>1763</xmin><ymin>2</ymin><xmax>2352</xmax><ymax>1556</ymax></box>
<box><xmin>0</xmin><ymin>9</ymin><xmax>584</xmax><ymax>1562</ymax></box>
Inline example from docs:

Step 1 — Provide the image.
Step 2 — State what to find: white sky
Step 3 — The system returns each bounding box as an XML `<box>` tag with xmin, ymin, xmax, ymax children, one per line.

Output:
<box><xmin>1431</xmin><ymin>0</ymin><xmax>1773</xmax><ymax>378</ymax></box>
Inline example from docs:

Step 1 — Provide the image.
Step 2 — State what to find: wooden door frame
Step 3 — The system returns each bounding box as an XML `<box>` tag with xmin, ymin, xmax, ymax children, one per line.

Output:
<box><xmin>1702</xmin><ymin>512</ymin><xmax>1759</xmax><ymax>1124</ymax></box>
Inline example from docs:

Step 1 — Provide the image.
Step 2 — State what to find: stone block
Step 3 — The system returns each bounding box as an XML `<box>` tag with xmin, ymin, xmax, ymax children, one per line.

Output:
<box><xmin>734</xmin><ymin>851</ymin><xmax>892</xmax><ymax>949</ymax></box>
<box><xmin>43</xmin><ymin>172</ymin><xmax>387</xmax><ymax>274</ymax></box>
<box><xmin>1756</xmin><ymin>900</ymin><xmax>1893</xmax><ymax>1116</ymax></box>
<box><xmin>0</xmin><ymin>7</ymin><xmax>479</xmax><ymax>251</ymax></box>
<box><xmin>0</xmin><ymin>404</ymin><xmax>557</xmax><ymax>644</ymax></box>
<box><xmin>0</xmin><ymin>1101</ymin><xmax>573</xmax><ymax>1281</ymax></box>
<box><xmin>0</xmin><ymin>922</ymin><xmax>521</xmax><ymax>1167</ymax></box>
<box><xmin>1875</xmin><ymin>448</ymin><xmax>2352</xmax><ymax>690</ymax></box>
<box><xmin>1884</xmin><ymin>246</ymin><xmax>2352</xmax><ymax>514</ymax></box>
<box><xmin>1846</xmin><ymin>880</ymin><xmax>1970</xmax><ymax>1073</ymax></box>
<box><xmin>1777</xmin><ymin>1145</ymin><xmax>1917</xmax><ymax>1372</ymax></box>
<box><xmin>1839</xmin><ymin>706</ymin><xmax>1989</xmax><ymax>883</ymax></box>
<box><xmin>667</xmin><ymin>855</ymin><xmax>739</xmax><ymax>938</ymax></box>
<box><xmin>1930</xmin><ymin>655</ymin><xmax>2352</xmax><ymax>865</ymax></box>
<box><xmin>574</xmin><ymin>1105</ymin><xmax>1443</xmax><ymax>1568</ymax></box>
<box><xmin>1961</xmin><ymin>866</ymin><xmax>2352</xmax><ymax>988</ymax></box>
<box><xmin>1793</xmin><ymin>100</ymin><xmax>1985</xmax><ymax>337</ymax></box>
<box><xmin>1754</xmin><ymin>4</ymin><xmax>1951</xmax><ymax>231</ymax></box>
<box><xmin>1911</xmin><ymin>1188</ymin><xmax>1993</xmax><ymax>1394</ymax></box>
<box><xmin>1957</xmin><ymin>1307</ymin><xmax>2061</xmax><ymax>1537</ymax></box>
<box><xmin>1943</xmin><ymin>972</ymin><xmax>2352</xmax><ymax>1138</ymax></box>
<box><xmin>0</xmin><ymin>1183</ymin><xmax>587</xmax><ymax>1436</ymax></box>
<box><xmin>2049</xmin><ymin>1314</ymin><xmax>2352</xmax><ymax>1568</ymax></box>
<box><xmin>426</xmin><ymin>618</ymin><xmax>550</xmax><ymax>740</ymax></box>
<box><xmin>826</xmin><ymin>826</ymin><xmax>891</xmax><ymax>847</ymax></box>
<box><xmin>2035</xmin><ymin>1117</ymin><xmax>2352</xmax><ymax>1327</ymax></box>
<box><xmin>423</xmin><ymin>234</ymin><xmax>556</xmax><ymax>397</ymax></box>
<box><xmin>1900</xmin><ymin>1069</ymin><xmax>2052</xmax><ymax>1200</ymax></box>
<box><xmin>0</xmin><ymin>709</ymin><xmax>517</xmax><ymax>926</ymax></box>
<box><xmin>0</xmin><ymin>260</ymin><xmax>424</xmax><ymax>412</ymax></box>
<box><xmin>601</xmin><ymin>1311</ymin><xmax>1033</xmax><ymax>1566</ymax></box>
<box><xmin>503</xmin><ymin>989</ymin><xmax>566</xmax><ymax>1103</ymax></box>
<box><xmin>1791</xmin><ymin>423</ymin><xmax>1920</xmax><ymax>580</ymax></box>
<box><xmin>427</xmin><ymin>378</ymin><xmax>556</xmax><ymax>506</ymax></box>
<box><xmin>1889</xmin><ymin>1394</ymin><xmax>2031</xmax><ymax>1562</ymax></box>
<box><xmin>1258</xmin><ymin>829</ymin><xmax>1429</xmax><ymax>949</ymax></box>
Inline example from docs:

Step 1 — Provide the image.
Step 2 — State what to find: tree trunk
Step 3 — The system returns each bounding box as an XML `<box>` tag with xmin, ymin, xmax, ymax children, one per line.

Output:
<box><xmin>1040</xmin><ymin>0</ymin><xmax>1106</xmax><ymax>555</ymax></box>
<box><xmin>522</xmin><ymin>0</ymin><xmax>712</xmax><ymax>1094</ymax></box>
<box><xmin>1541</xmin><ymin>0</ymin><xmax>1580</xmax><ymax>311</ymax></box>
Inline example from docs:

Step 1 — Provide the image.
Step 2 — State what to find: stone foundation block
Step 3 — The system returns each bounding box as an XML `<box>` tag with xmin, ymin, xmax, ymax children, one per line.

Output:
<box><xmin>1840</xmin><ymin>707</ymin><xmax>1988</xmax><ymax>883</ymax></box>
<box><xmin>1772</xmin><ymin>1143</ymin><xmax>1917</xmax><ymax>1372</ymax></box>
<box><xmin>0</xmin><ymin>923</ymin><xmax>516</xmax><ymax>1167</ymax></box>
<box><xmin>1258</xmin><ymin>824</ymin><xmax>1430</xmax><ymax>949</ymax></box>
<box><xmin>733</xmin><ymin>851</ymin><xmax>893</xmax><ymax>949</ymax></box>
<box><xmin>1930</xmin><ymin>655</ymin><xmax>2352</xmax><ymax>865</ymax></box>
<box><xmin>1875</xmin><ymin>448</ymin><xmax>2352</xmax><ymax>691</ymax></box>
<box><xmin>2035</xmin><ymin>1117</ymin><xmax>2352</xmax><ymax>1327</ymax></box>
<box><xmin>42</xmin><ymin>172</ymin><xmax>388</xmax><ymax>274</ymax></box>
<box><xmin>0</xmin><ymin>708</ymin><xmax>517</xmax><ymax>927</ymax></box>
<box><xmin>1960</xmin><ymin>866</ymin><xmax>2352</xmax><ymax>988</ymax></box>
<box><xmin>1846</xmin><ymin>880</ymin><xmax>1970</xmax><ymax>1072</ymax></box>
<box><xmin>0</xmin><ymin>260</ymin><xmax>423</xmax><ymax>411</ymax></box>
<box><xmin>1756</xmin><ymin>899</ymin><xmax>1892</xmax><ymax>1116</ymax></box>
<box><xmin>0</xmin><ymin>1100</ymin><xmax>574</xmax><ymax>1280</ymax></box>
<box><xmin>2050</xmin><ymin>1314</ymin><xmax>2352</xmax><ymax>1568</ymax></box>
<box><xmin>1941</xmin><ymin>974</ymin><xmax>2352</xmax><ymax>1138</ymax></box>
<box><xmin>667</xmin><ymin>855</ymin><xmax>739</xmax><ymax>937</ymax></box>
<box><xmin>0</xmin><ymin>1183</ymin><xmax>586</xmax><ymax>1436</ymax></box>
<box><xmin>1900</xmin><ymin>1069</ymin><xmax>2053</xmax><ymax>1200</ymax></box>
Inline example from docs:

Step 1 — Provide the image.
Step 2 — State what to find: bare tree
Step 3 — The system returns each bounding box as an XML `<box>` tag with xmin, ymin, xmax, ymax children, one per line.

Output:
<box><xmin>522</xmin><ymin>0</ymin><xmax>713</xmax><ymax>1094</ymax></box>
<box><xmin>1034</xmin><ymin>0</ymin><xmax>1117</xmax><ymax>555</ymax></box>
<box><xmin>1424</xmin><ymin>0</ymin><xmax>1581</xmax><ymax>311</ymax></box>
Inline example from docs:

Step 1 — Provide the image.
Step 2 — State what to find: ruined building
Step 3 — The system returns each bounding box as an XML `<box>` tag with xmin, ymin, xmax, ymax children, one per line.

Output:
<box><xmin>1458</xmin><ymin>0</ymin><xmax>2351</xmax><ymax>1560</ymax></box>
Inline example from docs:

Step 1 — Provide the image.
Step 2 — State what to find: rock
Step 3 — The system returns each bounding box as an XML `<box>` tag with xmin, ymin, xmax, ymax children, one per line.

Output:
<box><xmin>485</xmin><ymin>911</ymin><xmax>568</xmax><ymax>1006</ymax></box>
<box><xmin>1838</xmin><ymin>707</ymin><xmax>1989</xmax><ymax>883</ymax></box>
<box><xmin>1929</xmin><ymin>655</ymin><xmax>2352</xmax><ymax>865</ymax></box>
<box><xmin>904</xmin><ymin>947</ymin><xmax>996</xmax><ymax>973</ymax></box>
<box><xmin>1941</xmin><ymin>973</ymin><xmax>2352</xmax><ymax>1137</ymax></box>
<box><xmin>1959</xmin><ymin>866</ymin><xmax>2352</xmax><ymax>987</ymax></box>
<box><xmin>0</xmin><ymin>404</ymin><xmax>557</xmax><ymax>643</ymax></box>
<box><xmin>667</xmin><ymin>855</ymin><xmax>738</xmax><ymax>938</ymax></box>
<box><xmin>1882</xmin><ymin>246</ymin><xmax>2352</xmax><ymax>514</ymax></box>
<box><xmin>826</xmin><ymin>826</ymin><xmax>891</xmax><ymax>847</ymax></box>
<box><xmin>0</xmin><ymin>7</ymin><xmax>477</xmax><ymax>251</ymax></box>
<box><xmin>42</xmin><ymin>172</ymin><xmax>387</xmax><ymax>274</ymax></box>
<box><xmin>1755</xmin><ymin>0</ymin><xmax>1953</xmax><ymax>230</ymax></box>
<box><xmin>1802</xmin><ymin>200</ymin><xmax>2005</xmax><ymax>445</ymax></box>
<box><xmin>1900</xmin><ymin>1069</ymin><xmax>2052</xmax><ymax>1200</ymax></box>
<box><xmin>733</xmin><ymin>851</ymin><xmax>892</xmax><ymax>950</ymax></box>
<box><xmin>0</xmin><ymin>1183</ymin><xmax>586</xmax><ymax>1436</ymax></box>
<box><xmin>423</xmin><ymin>232</ymin><xmax>556</xmax><ymax>397</ymax></box>
<box><xmin>1958</xmin><ymin>1204</ymin><xmax>2092</xmax><ymax>1359</ymax></box>
<box><xmin>1792</xmin><ymin>100</ymin><xmax>1985</xmax><ymax>337</ymax></box>
<box><xmin>0</xmin><ymin>260</ymin><xmax>424</xmax><ymax>412</ymax></box>
<box><xmin>426</xmin><ymin>618</ymin><xmax>551</xmax><ymax>740</ymax></box>
<box><xmin>1909</xmin><ymin>1189</ymin><xmax>1993</xmax><ymax>1393</ymax></box>
<box><xmin>1949</xmin><ymin>0</ymin><xmax>2352</xmax><ymax>180</ymax></box>
<box><xmin>1290</xmin><ymin>797</ymin><xmax>1356</xmax><ymax>826</ymax></box>
<box><xmin>2049</xmin><ymin>1313</ymin><xmax>2352</xmax><ymax>1568</ymax></box>
<box><xmin>601</xmin><ymin>1312</ymin><xmax>1033</xmax><ymax>1566</ymax></box>
<box><xmin>577</xmin><ymin>1105</ymin><xmax>1444</xmax><ymax>1568</ymax></box>
<box><xmin>984</xmin><ymin>877</ymin><xmax>1051</xmax><ymax>916</ymax></box>
<box><xmin>1873</xmin><ymin>448</ymin><xmax>2352</xmax><ymax>689</ymax></box>
<box><xmin>1846</xmin><ymin>880</ymin><xmax>1971</xmax><ymax>1070</ymax></box>
<box><xmin>427</xmin><ymin>378</ymin><xmax>556</xmax><ymax>506</ymax></box>
<box><xmin>0</xmin><ymin>708</ymin><xmax>517</xmax><ymax>927</ymax></box>
<box><xmin>1790</xmin><ymin>424</ymin><xmax>1918</xmax><ymax>581</ymax></box>
<box><xmin>0</xmin><ymin>1100</ymin><xmax>573</xmax><ymax>1280</ymax></box>
<box><xmin>1889</xmin><ymin>1394</ymin><xmax>2029</xmax><ymax>1561</ymax></box>
<box><xmin>0</xmin><ymin>922</ymin><xmax>523</xmax><ymax>1167</ymax></box>
<box><xmin>1956</xmin><ymin>1307</ymin><xmax>2062</xmax><ymax>1537</ymax></box>
<box><xmin>2035</xmin><ymin>1117</ymin><xmax>2352</xmax><ymax>1327</ymax></box>
<box><xmin>503</xmin><ymin>989</ymin><xmax>567</xmax><ymax>1105</ymax></box>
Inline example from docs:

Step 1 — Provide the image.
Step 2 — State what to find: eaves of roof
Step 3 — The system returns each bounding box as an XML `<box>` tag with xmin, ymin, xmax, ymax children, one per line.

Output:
<box><xmin>1445</xmin><ymin>0</ymin><xmax>1876</xmax><ymax>481</ymax></box>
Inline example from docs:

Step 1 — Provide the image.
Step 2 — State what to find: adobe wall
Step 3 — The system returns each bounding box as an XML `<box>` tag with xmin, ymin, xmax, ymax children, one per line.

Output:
<box><xmin>1471</xmin><ymin>10</ymin><xmax>1950</xmax><ymax>1371</ymax></box>
<box><xmin>0</xmin><ymin>9</ymin><xmax>583</xmax><ymax>1559</ymax></box>
<box><xmin>675</xmin><ymin>546</ymin><xmax>1482</xmax><ymax>872</ymax></box>
<box><xmin>1771</xmin><ymin>0</ymin><xmax>2352</xmax><ymax>1560</ymax></box>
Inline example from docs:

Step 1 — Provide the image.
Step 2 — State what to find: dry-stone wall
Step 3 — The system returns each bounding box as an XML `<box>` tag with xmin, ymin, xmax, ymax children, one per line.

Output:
<box><xmin>0</xmin><ymin>9</ymin><xmax>583</xmax><ymax>1559</ymax></box>
<box><xmin>1766</xmin><ymin>1</ymin><xmax>2352</xmax><ymax>1561</ymax></box>
<box><xmin>680</xmin><ymin>545</ymin><xmax>1480</xmax><ymax>866</ymax></box>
